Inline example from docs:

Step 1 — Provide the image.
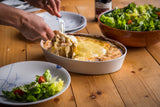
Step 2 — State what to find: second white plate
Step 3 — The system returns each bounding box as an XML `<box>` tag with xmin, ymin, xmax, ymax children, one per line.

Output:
<box><xmin>37</xmin><ymin>11</ymin><xmax>87</xmax><ymax>32</ymax></box>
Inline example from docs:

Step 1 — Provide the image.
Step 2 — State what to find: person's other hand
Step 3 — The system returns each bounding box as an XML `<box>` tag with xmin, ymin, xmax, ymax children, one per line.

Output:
<box><xmin>17</xmin><ymin>12</ymin><xmax>54</xmax><ymax>41</ymax></box>
<box><xmin>26</xmin><ymin>0</ymin><xmax>61</xmax><ymax>17</ymax></box>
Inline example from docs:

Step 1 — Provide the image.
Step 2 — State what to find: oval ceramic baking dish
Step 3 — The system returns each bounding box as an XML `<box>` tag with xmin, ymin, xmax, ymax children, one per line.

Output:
<box><xmin>40</xmin><ymin>33</ymin><xmax>127</xmax><ymax>75</ymax></box>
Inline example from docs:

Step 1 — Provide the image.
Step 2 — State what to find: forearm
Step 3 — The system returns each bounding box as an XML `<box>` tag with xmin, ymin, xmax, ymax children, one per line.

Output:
<box><xmin>0</xmin><ymin>3</ymin><xmax>26</xmax><ymax>29</ymax></box>
<box><xmin>0</xmin><ymin>3</ymin><xmax>54</xmax><ymax>41</ymax></box>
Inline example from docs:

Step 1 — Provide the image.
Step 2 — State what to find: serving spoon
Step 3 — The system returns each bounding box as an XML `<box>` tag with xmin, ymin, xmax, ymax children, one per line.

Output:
<box><xmin>57</xmin><ymin>17</ymin><xmax>65</xmax><ymax>33</ymax></box>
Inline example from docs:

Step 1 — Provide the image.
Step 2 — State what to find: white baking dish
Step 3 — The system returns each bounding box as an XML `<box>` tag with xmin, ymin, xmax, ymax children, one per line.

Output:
<box><xmin>40</xmin><ymin>33</ymin><xmax>127</xmax><ymax>75</ymax></box>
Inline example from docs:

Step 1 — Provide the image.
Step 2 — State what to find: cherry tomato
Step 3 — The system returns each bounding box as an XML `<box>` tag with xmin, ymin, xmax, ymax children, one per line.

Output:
<box><xmin>156</xmin><ymin>12</ymin><xmax>160</xmax><ymax>16</ymax></box>
<box><xmin>38</xmin><ymin>76</ymin><xmax>46</xmax><ymax>83</ymax></box>
<box><xmin>127</xmin><ymin>19</ymin><xmax>132</xmax><ymax>24</ymax></box>
<box><xmin>14</xmin><ymin>89</ymin><xmax>24</xmax><ymax>97</ymax></box>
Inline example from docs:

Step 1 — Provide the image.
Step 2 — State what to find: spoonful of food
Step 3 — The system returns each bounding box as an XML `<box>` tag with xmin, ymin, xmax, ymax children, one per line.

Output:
<box><xmin>42</xmin><ymin>16</ymin><xmax>65</xmax><ymax>49</ymax></box>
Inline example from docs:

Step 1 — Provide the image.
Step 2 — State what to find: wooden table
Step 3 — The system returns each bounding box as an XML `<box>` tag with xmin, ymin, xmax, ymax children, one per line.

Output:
<box><xmin>0</xmin><ymin>0</ymin><xmax>160</xmax><ymax>107</ymax></box>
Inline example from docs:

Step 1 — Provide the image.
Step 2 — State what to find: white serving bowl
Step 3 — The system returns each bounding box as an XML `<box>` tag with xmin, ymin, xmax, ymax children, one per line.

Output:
<box><xmin>40</xmin><ymin>33</ymin><xmax>127</xmax><ymax>75</ymax></box>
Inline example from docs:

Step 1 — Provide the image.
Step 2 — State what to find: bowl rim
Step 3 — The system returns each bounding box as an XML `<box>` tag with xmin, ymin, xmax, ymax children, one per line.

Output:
<box><xmin>98</xmin><ymin>9</ymin><xmax>160</xmax><ymax>33</ymax></box>
<box><xmin>40</xmin><ymin>33</ymin><xmax>127</xmax><ymax>63</ymax></box>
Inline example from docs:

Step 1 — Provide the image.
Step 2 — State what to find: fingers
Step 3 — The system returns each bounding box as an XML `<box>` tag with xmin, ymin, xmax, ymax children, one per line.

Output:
<box><xmin>55</xmin><ymin>0</ymin><xmax>61</xmax><ymax>12</ymax></box>
<box><xmin>27</xmin><ymin>0</ymin><xmax>61</xmax><ymax>17</ymax></box>
<box><xmin>34</xmin><ymin>19</ymin><xmax>54</xmax><ymax>41</ymax></box>
<box><xmin>41</xmin><ymin>25</ymin><xmax>54</xmax><ymax>41</ymax></box>
<box><xmin>26</xmin><ymin>30</ymin><xmax>53</xmax><ymax>41</ymax></box>
<box><xmin>46</xmin><ymin>25</ymin><xmax>54</xmax><ymax>40</ymax></box>
<box><xmin>30</xmin><ymin>36</ymin><xmax>41</xmax><ymax>41</ymax></box>
<box><xmin>48</xmin><ymin>0</ymin><xmax>61</xmax><ymax>17</ymax></box>
<box><xmin>44</xmin><ymin>5</ymin><xmax>55</xmax><ymax>15</ymax></box>
<box><xmin>41</xmin><ymin>32</ymin><xmax>48</xmax><ymax>41</ymax></box>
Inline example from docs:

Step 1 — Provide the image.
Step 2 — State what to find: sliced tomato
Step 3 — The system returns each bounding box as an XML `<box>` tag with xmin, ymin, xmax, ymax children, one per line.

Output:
<box><xmin>14</xmin><ymin>89</ymin><xmax>24</xmax><ymax>97</ymax></box>
<box><xmin>38</xmin><ymin>76</ymin><xmax>46</xmax><ymax>83</ymax></box>
<box><xmin>127</xmin><ymin>19</ymin><xmax>132</xmax><ymax>24</ymax></box>
<box><xmin>156</xmin><ymin>12</ymin><xmax>160</xmax><ymax>16</ymax></box>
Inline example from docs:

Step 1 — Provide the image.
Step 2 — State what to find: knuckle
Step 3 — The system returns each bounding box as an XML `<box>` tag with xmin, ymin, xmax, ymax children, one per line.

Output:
<box><xmin>42</xmin><ymin>26</ymin><xmax>48</xmax><ymax>31</ymax></box>
<box><xmin>56</xmin><ymin>0</ymin><xmax>60</xmax><ymax>3</ymax></box>
<box><xmin>41</xmin><ymin>31</ymin><xmax>46</xmax><ymax>36</ymax></box>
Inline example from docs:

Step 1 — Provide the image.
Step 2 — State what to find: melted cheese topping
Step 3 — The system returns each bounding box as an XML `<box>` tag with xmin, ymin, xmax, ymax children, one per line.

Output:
<box><xmin>73</xmin><ymin>36</ymin><xmax>110</xmax><ymax>61</ymax></box>
<box><xmin>43</xmin><ymin>31</ymin><xmax>122</xmax><ymax>61</ymax></box>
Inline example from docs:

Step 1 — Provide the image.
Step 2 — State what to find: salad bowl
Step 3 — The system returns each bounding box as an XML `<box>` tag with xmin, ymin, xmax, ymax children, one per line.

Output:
<box><xmin>98</xmin><ymin>3</ymin><xmax>160</xmax><ymax>47</ymax></box>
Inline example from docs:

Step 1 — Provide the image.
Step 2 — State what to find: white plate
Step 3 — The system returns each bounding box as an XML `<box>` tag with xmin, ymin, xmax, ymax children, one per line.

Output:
<box><xmin>1</xmin><ymin>0</ymin><xmax>25</xmax><ymax>6</ymax></box>
<box><xmin>0</xmin><ymin>61</ymin><xmax>71</xmax><ymax>105</ymax></box>
<box><xmin>37</xmin><ymin>11</ymin><xmax>87</xmax><ymax>32</ymax></box>
<box><xmin>1</xmin><ymin>0</ymin><xmax>41</xmax><ymax>12</ymax></box>
<box><xmin>65</xmin><ymin>20</ymin><xmax>87</xmax><ymax>33</ymax></box>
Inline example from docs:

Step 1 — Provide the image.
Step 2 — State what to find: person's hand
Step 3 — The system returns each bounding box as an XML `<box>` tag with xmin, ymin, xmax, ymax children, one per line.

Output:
<box><xmin>26</xmin><ymin>0</ymin><xmax>61</xmax><ymax>17</ymax></box>
<box><xmin>17</xmin><ymin>12</ymin><xmax>54</xmax><ymax>41</ymax></box>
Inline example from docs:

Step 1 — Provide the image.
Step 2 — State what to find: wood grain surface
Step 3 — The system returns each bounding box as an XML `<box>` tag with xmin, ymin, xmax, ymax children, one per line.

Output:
<box><xmin>0</xmin><ymin>0</ymin><xmax>160</xmax><ymax>107</ymax></box>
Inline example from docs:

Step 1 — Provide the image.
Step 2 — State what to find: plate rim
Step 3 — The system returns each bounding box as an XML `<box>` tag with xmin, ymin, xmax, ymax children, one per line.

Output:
<box><xmin>0</xmin><ymin>61</ymin><xmax>71</xmax><ymax>106</ymax></box>
<box><xmin>65</xmin><ymin>20</ymin><xmax>87</xmax><ymax>33</ymax></box>
<box><xmin>60</xmin><ymin>11</ymin><xmax>87</xmax><ymax>31</ymax></box>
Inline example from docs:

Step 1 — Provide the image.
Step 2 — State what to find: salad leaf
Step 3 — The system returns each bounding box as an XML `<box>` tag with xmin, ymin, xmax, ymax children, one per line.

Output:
<box><xmin>100</xmin><ymin>15</ymin><xmax>116</xmax><ymax>28</ymax></box>
<box><xmin>100</xmin><ymin>3</ymin><xmax>160</xmax><ymax>31</ymax></box>
<box><xmin>2</xmin><ymin>69</ymin><xmax>64</xmax><ymax>102</ymax></box>
<box><xmin>137</xmin><ymin>5</ymin><xmax>146</xmax><ymax>14</ymax></box>
<box><xmin>43</xmin><ymin>69</ymin><xmax>52</xmax><ymax>82</ymax></box>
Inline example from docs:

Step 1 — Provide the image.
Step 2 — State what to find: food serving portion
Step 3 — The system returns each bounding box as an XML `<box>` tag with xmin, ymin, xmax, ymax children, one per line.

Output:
<box><xmin>41</xmin><ymin>31</ymin><xmax>127</xmax><ymax>74</ymax></box>
<box><xmin>2</xmin><ymin>69</ymin><xmax>64</xmax><ymax>102</ymax></box>
<box><xmin>98</xmin><ymin>3</ymin><xmax>160</xmax><ymax>47</ymax></box>
<box><xmin>100</xmin><ymin>3</ymin><xmax>160</xmax><ymax>31</ymax></box>
<box><xmin>43</xmin><ymin>30</ymin><xmax>122</xmax><ymax>61</ymax></box>
<box><xmin>0</xmin><ymin>61</ymin><xmax>71</xmax><ymax>105</ymax></box>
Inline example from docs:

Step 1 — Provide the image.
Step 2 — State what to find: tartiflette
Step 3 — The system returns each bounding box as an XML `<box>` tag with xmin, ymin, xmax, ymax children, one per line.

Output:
<box><xmin>43</xmin><ymin>31</ymin><xmax>122</xmax><ymax>61</ymax></box>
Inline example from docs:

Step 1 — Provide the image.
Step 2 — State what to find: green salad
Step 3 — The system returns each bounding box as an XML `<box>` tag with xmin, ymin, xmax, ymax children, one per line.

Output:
<box><xmin>100</xmin><ymin>3</ymin><xmax>160</xmax><ymax>31</ymax></box>
<box><xmin>2</xmin><ymin>69</ymin><xmax>64</xmax><ymax>102</ymax></box>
